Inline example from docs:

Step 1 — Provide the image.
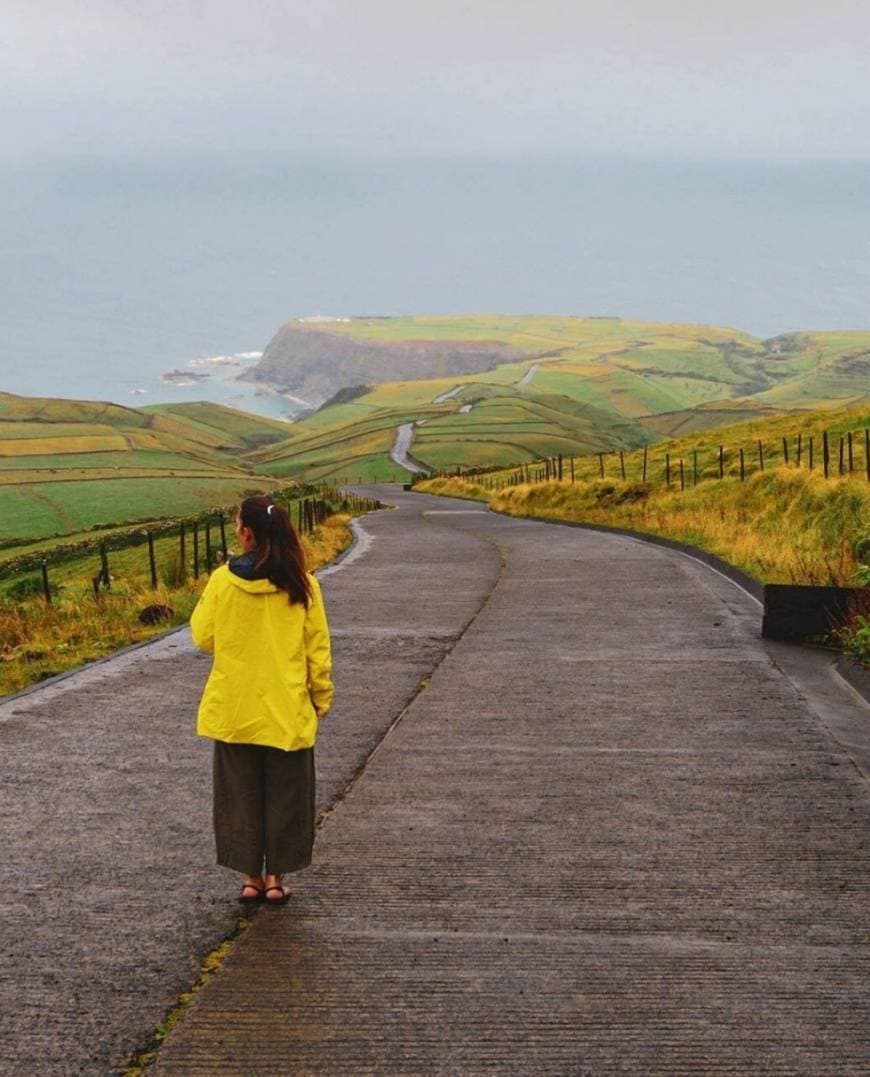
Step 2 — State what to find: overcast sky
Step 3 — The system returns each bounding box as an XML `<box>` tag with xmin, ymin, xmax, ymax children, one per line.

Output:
<box><xmin>3</xmin><ymin>0</ymin><xmax>869</xmax><ymax>161</ymax></box>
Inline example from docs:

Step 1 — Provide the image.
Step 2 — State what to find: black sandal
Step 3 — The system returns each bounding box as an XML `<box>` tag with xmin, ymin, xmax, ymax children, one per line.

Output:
<box><xmin>264</xmin><ymin>885</ymin><xmax>291</xmax><ymax>905</ymax></box>
<box><xmin>239</xmin><ymin>881</ymin><xmax>265</xmax><ymax>904</ymax></box>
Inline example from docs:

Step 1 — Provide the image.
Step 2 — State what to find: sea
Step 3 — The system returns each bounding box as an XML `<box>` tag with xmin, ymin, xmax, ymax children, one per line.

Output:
<box><xmin>0</xmin><ymin>152</ymin><xmax>868</xmax><ymax>421</ymax></box>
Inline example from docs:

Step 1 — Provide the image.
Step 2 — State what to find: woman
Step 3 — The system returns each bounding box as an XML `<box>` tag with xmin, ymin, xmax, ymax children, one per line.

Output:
<box><xmin>190</xmin><ymin>495</ymin><xmax>333</xmax><ymax>905</ymax></box>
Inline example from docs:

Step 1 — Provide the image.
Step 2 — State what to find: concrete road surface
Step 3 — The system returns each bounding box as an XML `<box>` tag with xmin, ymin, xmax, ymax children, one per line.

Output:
<box><xmin>1</xmin><ymin>486</ymin><xmax>868</xmax><ymax>1075</ymax></box>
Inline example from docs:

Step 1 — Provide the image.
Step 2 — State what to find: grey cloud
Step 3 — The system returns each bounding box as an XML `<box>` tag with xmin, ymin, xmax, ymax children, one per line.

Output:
<box><xmin>2</xmin><ymin>0</ymin><xmax>869</xmax><ymax>159</ymax></box>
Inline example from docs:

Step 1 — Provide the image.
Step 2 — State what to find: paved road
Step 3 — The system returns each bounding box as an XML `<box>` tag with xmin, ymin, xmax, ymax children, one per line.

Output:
<box><xmin>389</xmin><ymin>423</ymin><xmax>430</xmax><ymax>475</ymax></box>
<box><xmin>153</xmin><ymin>486</ymin><xmax>869</xmax><ymax>1075</ymax></box>
<box><xmin>431</xmin><ymin>385</ymin><xmax>466</xmax><ymax>404</ymax></box>
<box><xmin>2</xmin><ymin>487</ymin><xmax>868</xmax><ymax>1074</ymax></box>
<box><xmin>517</xmin><ymin>362</ymin><xmax>540</xmax><ymax>386</ymax></box>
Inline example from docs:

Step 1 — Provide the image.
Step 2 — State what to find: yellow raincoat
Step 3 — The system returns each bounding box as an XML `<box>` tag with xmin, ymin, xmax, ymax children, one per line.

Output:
<box><xmin>190</xmin><ymin>565</ymin><xmax>333</xmax><ymax>751</ymax></box>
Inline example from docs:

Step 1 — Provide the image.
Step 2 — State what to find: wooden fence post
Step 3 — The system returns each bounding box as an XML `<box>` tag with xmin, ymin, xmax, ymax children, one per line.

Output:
<box><xmin>739</xmin><ymin>448</ymin><xmax>745</xmax><ymax>482</ymax></box>
<box><xmin>679</xmin><ymin>458</ymin><xmax>685</xmax><ymax>491</ymax></box>
<box><xmin>665</xmin><ymin>453</ymin><xmax>671</xmax><ymax>487</ymax></box>
<box><xmin>100</xmin><ymin>543</ymin><xmax>110</xmax><ymax>589</ymax></box>
<box><xmin>193</xmin><ymin>521</ymin><xmax>200</xmax><ymax>577</ymax></box>
<box><xmin>847</xmin><ymin>431</ymin><xmax>854</xmax><ymax>473</ymax></box>
<box><xmin>866</xmin><ymin>429</ymin><xmax>870</xmax><ymax>481</ymax></box>
<box><xmin>205</xmin><ymin>522</ymin><xmax>212</xmax><ymax>573</ymax></box>
<box><xmin>758</xmin><ymin>440</ymin><xmax>764</xmax><ymax>472</ymax></box>
<box><xmin>796</xmin><ymin>433</ymin><xmax>802</xmax><ymax>468</ymax></box>
<box><xmin>570</xmin><ymin>458</ymin><xmax>575</xmax><ymax>483</ymax></box>
<box><xmin>809</xmin><ymin>436</ymin><xmax>814</xmax><ymax>471</ymax></box>
<box><xmin>41</xmin><ymin>561</ymin><xmax>51</xmax><ymax>605</ymax></box>
<box><xmin>718</xmin><ymin>446</ymin><xmax>724</xmax><ymax>479</ymax></box>
<box><xmin>822</xmin><ymin>431</ymin><xmax>830</xmax><ymax>479</ymax></box>
<box><xmin>619</xmin><ymin>451</ymin><xmax>626</xmax><ymax>480</ymax></box>
<box><xmin>558</xmin><ymin>454</ymin><xmax>563</xmax><ymax>480</ymax></box>
<box><xmin>838</xmin><ymin>436</ymin><xmax>845</xmax><ymax>476</ymax></box>
<box><xmin>598</xmin><ymin>453</ymin><xmax>604</xmax><ymax>479</ymax></box>
<box><xmin>147</xmin><ymin>531</ymin><xmax>157</xmax><ymax>589</ymax></box>
<box><xmin>782</xmin><ymin>436</ymin><xmax>789</xmax><ymax>465</ymax></box>
<box><xmin>219</xmin><ymin>513</ymin><xmax>228</xmax><ymax>559</ymax></box>
<box><xmin>642</xmin><ymin>445</ymin><xmax>648</xmax><ymax>482</ymax></box>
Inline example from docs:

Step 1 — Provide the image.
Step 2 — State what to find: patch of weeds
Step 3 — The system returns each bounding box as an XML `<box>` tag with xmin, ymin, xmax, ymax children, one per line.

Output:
<box><xmin>832</xmin><ymin>591</ymin><xmax>870</xmax><ymax>667</ymax></box>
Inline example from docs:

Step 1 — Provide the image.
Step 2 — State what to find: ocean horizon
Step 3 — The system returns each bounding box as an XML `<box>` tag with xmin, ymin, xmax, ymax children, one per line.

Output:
<box><xmin>1</xmin><ymin>152</ymin><xmax>868</xmax><ymax>418</ymax></box>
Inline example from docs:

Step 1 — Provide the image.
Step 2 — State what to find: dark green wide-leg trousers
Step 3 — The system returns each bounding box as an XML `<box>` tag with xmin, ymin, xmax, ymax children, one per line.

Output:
<box><xmin>212</xmin><ymin>741</ymin><xmax>315</xmax><ymax>876</ymax></box>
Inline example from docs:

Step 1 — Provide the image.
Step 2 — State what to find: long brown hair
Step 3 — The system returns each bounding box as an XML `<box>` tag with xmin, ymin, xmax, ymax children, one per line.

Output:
<box><xmin>238</xmin><ymin>495</ymin><xmax>312</xmax><ymax>607</ymax></box>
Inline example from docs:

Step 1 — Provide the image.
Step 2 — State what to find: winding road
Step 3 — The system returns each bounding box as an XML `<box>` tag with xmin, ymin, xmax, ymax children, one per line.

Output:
<box><xmin>432</xmin><ymin>385</ymin><xmax>466</xmax><ymax>404</ymax></box>
<box><xmin>389</xmin><ymin>421</ymin><xmax>431</xmax><ymax>475</ymax></box>
<box><xmin>517</xmin><ymin>362</ymin><xmax>540</xmax><ymax>386</ymax></box>
<box><xmin>2</xmin><ymin>487</ymin><xmax>868</xmax><ymax>1074</ymax></box>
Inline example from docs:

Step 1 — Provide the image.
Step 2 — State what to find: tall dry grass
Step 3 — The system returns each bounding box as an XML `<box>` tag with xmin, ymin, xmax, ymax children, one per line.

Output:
<box><xmin>423</xmin><ymin>470</ymin><xmax>868</xmax><ymax>585</ymax></box>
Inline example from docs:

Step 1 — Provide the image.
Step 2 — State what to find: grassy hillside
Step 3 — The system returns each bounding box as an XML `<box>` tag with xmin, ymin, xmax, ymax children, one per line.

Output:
<box><xmin>244</xmin><ymin>376</ymin><xmax>652</xmax><ymax>484</ymax></box>
<box><xmin>246</xmin><ymin>314</ymin><xmax>870</xmax><ymax>412</ymax></box>
<box><xmin>0</xmin><ymin>393</ymin><xmax>291</xmax><ymax>544</ymax></box>
<box><xmin>531</xmin><ymin>402</ymin><xmax>870</xmax><ymax>488</ymax></box>
<box><xmin>244</xmin><ymin>316</ymin><xmax>870</xmax><ymax>483</ymax></box>
<box><xmin>140</xmin><ymin>401</ymin><xmax>292</xmax><ymax>449</ymax></box>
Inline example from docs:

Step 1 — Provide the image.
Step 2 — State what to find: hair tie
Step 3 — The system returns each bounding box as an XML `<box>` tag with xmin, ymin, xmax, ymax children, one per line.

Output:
<box><xmin>267</xmin><ymin>504</ymin><xmax>274</xmax><ymax>516</ymax></box>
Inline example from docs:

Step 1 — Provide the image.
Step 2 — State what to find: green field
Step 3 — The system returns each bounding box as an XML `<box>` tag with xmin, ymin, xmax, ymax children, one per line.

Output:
<box><xmin>0</xmin><ymin>449</ymin><xmax>237</xmax><ymax>473</ymax></box>
<box><xmin>0</xmin><ymin>393</ymin><xmax>293</xmax><ymax>544</ymax></box>
<box><xmin>142</xmin><ymin>401</ymin><xmax>292</xmax><ymax>448</ymax></box>
<box><xmin>0</xmin><ymin>476</ymin><xmax>279</xmax><ymax>543</ymax></box>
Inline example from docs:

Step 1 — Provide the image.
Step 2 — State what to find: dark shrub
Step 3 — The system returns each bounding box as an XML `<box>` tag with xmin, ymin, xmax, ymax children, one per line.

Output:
<box><xmin>138</xmin><ymin>604</ymin><xmax>174</xmax><ymax>625</ymax></box>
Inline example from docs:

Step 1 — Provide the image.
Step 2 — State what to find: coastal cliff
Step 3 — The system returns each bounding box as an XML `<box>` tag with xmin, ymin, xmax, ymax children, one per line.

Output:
<box><xmin>239</xmin><ymin>322</ymin><xmax>523</xmax><ymax>406</ymax></box>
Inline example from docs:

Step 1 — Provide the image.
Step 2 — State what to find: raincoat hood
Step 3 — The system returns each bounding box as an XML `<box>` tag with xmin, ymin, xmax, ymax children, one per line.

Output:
<box><xmin>227</xmin><ymin>552</ymin><xmax>278</xmax><ymax>593</ymax></box>
<box><xmin>226</xmin><ymin>571</ymin><xmax>279</xmax><ymax>595</ymax></box>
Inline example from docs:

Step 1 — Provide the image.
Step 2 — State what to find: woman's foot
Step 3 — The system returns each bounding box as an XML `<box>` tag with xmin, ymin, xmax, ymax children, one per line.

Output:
<box><xmin>239</xmin><ymin>874</ymin><xmax>265</xmax><ymax>903</ymax></box>
<box><xmin>263</xmin><ymin>873</ymin><xmax>291</xmax><ymax>905</ymax></box>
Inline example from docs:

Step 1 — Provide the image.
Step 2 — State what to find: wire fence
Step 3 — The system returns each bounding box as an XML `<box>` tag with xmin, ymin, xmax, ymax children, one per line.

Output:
<box><xmin>1</xmin><ymin>485</ymin><xmax>380</xmax><ymax>605</ymax></box>
<box><xmin>416</xmin><ymin>424</ymin><xmax>870</xmax><ymax>493</ymax></box>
